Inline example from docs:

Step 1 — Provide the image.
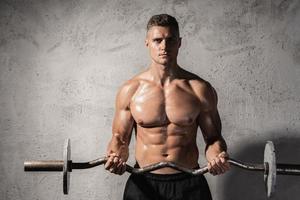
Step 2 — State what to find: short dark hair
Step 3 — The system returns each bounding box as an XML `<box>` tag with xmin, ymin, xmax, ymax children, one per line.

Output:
<box><xmin>146</xmin><ymin>14</ymin><xmax>180</xmax><ymax>37</ymax></box>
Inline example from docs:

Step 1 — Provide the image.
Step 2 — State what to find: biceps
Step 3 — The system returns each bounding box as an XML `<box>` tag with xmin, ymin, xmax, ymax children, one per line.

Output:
<box><xmin>112</xmin><ymin>109</ymin><xmax>135</xmax><ymax>141</ymax></box>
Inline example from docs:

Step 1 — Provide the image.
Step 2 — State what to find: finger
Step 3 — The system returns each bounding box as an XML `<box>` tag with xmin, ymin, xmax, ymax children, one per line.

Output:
<box><xmin>218</xmin><ymin>151</ymin><xmax>228</xmax><ymax>159</ymax></box>
<box><xmin>106</xmin><ymin>155</ymin><xmax>119</xmax><ymax>172</ymax></box>
<box><xmin>207</xmin><ymin>162</ymin><xmax>212</xmax><ymax>172</ymax></box>
<box><xmin>219</xmin><ymin>157</ymin><xmax>231</xmax><ymax>171</ymax></box>
<box><xmin>115</xmin><ymin>160</ymin><xmax>125</xmax><ymax>175</ymax></box>
<box><xmin>104</xmin><ymin>153</ymin><xmax>116</xmax><ymax>167</ymax></box>
<box><xmin>216</xmin><ymin>158</ymin><xmax>229</xmax><ymax>173</ymax></box>
<box><xmin>106</xmin><ymin>153</ymin><xmax>117</xmax><ymax>160</ymax></box>
<box><xmin>104</xmin><ymin>155</ymin><xmax>115</xmax><ymax>169</ymax></box>
<box><xmin>110</xmin><ymin>156</ymin><xmax>120</xmax><ymax>173</ymax></box>
<box><xmin>218</xmin><ymin>158</ymin><xmax>231</xmax><ymax>173</ymax></box>
<box><xmin>211</xmin><ymin>159</ymin><xmax>223</xmax><ymax>174</ymax></box>
<box><xmin>220</xmin><ymin>155</ymin><xmax>231</xmax><ymax>170</ymax></box>
<box><xmin>208</xmin><ymin>161</ymin><xmax>217</xmax><ymax>175</ymax></box>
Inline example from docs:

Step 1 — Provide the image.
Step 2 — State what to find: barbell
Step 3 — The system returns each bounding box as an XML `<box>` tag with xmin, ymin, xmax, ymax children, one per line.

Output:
<box><xmin>24</xmin><ymin>139</ymin><xmax>300</xmax><ymax>198</ymax></box>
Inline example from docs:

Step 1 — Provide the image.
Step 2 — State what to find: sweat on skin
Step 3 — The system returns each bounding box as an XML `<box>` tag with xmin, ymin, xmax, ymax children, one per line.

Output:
<box><xmin>104</xmin><ymin>24</ymin><xmax>230</xmax><ymax>176</ymax></box>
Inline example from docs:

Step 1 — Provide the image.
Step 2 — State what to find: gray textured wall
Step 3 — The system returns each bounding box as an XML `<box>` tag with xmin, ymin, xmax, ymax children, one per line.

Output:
<box><xmin>0</xmin><ymin>0</ymin><xmax>299</xmax><ymax>199</ymax></box>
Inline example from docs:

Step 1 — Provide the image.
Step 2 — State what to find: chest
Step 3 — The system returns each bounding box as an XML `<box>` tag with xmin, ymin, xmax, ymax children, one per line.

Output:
<box><xmin>130</xmin><ymin>84</ymin><xmax>200</xmax><ymax>127</ymax></box>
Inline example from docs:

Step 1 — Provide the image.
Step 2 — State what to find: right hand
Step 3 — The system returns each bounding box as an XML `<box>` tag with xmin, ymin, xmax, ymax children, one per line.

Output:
<box><xmin>104</xmin><ymin>153</ymin><xmax>127</xmax><ymax>175</ymax></box>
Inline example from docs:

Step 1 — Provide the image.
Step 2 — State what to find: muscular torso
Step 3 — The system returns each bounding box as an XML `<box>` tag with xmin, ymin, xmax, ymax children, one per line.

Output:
<box><xmin>106</xmin><ymin>23</ymin><xmax>227</xmax><ymax>176</ymax></box>
<box><xmin>130</xmin><ymin>77</ymin><xmax>202</xmax><ymax>173</ymax></box>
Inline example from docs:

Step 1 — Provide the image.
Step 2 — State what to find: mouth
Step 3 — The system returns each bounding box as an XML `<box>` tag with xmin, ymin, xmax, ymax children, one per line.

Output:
<box><xmin>159</xmin><ymin>53</ymin><xmax>170</xmax><ymax>57</ymax></box>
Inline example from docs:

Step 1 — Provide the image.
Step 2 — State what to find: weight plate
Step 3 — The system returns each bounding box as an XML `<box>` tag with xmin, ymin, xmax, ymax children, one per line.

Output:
<box><xmin>63</xmin><ymin>139</ymin><xmax>71</xmax><ymax>194</ymax></box>
<box><xmin>264</xmin><ymin>141</ymin><xmax>276</xmax><ymax>198</ymax></box>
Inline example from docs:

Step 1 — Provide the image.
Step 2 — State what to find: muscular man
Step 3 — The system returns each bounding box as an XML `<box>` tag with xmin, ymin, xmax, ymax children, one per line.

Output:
<box><xmin>105</xmin><ymin>14</ymin><xmax>230</xmax><ymax>200</ymax></box>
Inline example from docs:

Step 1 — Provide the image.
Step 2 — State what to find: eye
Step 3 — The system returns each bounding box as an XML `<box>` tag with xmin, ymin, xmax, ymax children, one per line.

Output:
<box><xmin>153</xmin><ymin>38</ymin><xmax>162</xmax><ymax>43</ymax></box>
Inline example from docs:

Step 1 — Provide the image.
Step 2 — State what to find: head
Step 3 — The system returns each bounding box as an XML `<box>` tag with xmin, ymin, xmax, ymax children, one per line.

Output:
<box><xmin>145</xmin><ymin>14</ymin><xmax>182</xmax><ymax>66</ymax></box>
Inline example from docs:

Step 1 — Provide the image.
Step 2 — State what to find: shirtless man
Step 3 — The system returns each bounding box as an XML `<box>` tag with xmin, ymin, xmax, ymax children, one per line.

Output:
<box><xmin>105</xmin><ymin>14</ymin><xmax>230</xmax><ymax>200</ymax></box>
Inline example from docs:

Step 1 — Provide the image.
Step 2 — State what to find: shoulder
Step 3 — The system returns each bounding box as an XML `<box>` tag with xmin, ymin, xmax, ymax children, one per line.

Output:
<box><xmin>117</xmin><ymin>69</ymin><xmax>148</xmax><ymax>94</ymax></box>
<box><xmin>190</xmin><ymin>79</ymin><xmax>216</xmax><ymax>100</ymax></box>
<box><xmin>178</xmin><ymin>68</ymin><xmax>216</xmax><ymax>98</ymax></box>
<box><xmin>181</xmin><ymin>71</ymin><xmax>217</xmax><ymax>111</ymax></box>
<box><xmin>116</xmin><ymin>79</ymin><xmax>140</xmax><ymax>100</ymax></box>
<box><xmin>115</xmin><ymin>72</ymin><xmax>147</xmax><ymax>109</ymax></box>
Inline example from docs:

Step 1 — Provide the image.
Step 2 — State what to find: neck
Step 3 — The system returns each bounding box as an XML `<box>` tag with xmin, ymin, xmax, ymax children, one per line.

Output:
<box><xmin>149</xmin><ymin>62</ymin><xmax>179</xmax><ymax>86</ymax></box>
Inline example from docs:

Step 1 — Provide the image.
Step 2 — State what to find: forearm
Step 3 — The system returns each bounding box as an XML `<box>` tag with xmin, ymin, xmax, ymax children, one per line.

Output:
<box><xmin>205</xmin><ymin>137</ymin><xmax>227</xmax><ymax>161</ymax></box>
<box><xmin>106</xmin><ymin>133</ymin><xmax>130</xmax><ymax>161</ymax></box>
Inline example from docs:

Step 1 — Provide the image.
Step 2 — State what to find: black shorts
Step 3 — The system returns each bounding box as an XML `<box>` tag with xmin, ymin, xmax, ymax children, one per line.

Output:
<box><xmin>123</xmin><ymin>171</ymin><xmax>212</xmax><ymax>200</ymax></box>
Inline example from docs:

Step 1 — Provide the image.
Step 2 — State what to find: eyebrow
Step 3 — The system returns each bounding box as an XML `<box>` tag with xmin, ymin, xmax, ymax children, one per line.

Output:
<box><xmin>152</xmin><ymin>35</ymin><xmax>177</xmax><ymax>40</ymax></box>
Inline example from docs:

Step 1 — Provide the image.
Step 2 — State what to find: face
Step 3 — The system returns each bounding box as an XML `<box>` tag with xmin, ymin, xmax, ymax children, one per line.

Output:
<box><xmin>145</xmin><ymin>26</ymin><xmax>181</xmax><ymax>66</ymax></box>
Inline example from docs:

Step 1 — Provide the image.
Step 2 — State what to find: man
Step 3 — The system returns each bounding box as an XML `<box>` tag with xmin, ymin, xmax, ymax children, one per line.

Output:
<box><xmin>105</xmin><ymin>14</ymin><xmax>230</xmax><ymax>200</ymax></box>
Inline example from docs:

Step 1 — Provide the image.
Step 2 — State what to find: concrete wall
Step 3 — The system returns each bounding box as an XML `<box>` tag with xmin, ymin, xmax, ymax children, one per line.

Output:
<box><xmin>0</xmin><ymin>0</ymin><xmax>299</xmax><ymax>199</ymax></box>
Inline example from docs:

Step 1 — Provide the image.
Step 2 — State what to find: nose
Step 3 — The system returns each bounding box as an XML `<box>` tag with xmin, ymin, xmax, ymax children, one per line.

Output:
<box><xmin>160</xmin><ymin>39</ymin><xmax>167</xmax><ymax>50</ymax></box>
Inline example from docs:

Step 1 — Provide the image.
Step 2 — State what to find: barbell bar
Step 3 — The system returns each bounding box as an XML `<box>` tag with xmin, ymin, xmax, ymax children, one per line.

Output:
<box><xmin>24</xmin><ymin>139</ymin><xmax>300</xmax><ymax>198</ymax></box>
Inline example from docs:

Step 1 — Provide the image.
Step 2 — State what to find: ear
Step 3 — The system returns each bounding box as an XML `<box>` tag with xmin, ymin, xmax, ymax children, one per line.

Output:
<box><xmin>178</xmin><ymin>37</ymin><xmax>182</xmax><ymax>48</ymax></box>
<box><xmin>145</xmin><ymin>38</ymin><xmax>149</xmax><ymax>47</ymax></box>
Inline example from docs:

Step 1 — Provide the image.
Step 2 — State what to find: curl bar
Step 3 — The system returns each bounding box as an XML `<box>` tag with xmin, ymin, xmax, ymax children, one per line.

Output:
<box><xmin>24</xmin><ymin>139</ymin><xmax>300</xmax><ymax>198</ymax></box>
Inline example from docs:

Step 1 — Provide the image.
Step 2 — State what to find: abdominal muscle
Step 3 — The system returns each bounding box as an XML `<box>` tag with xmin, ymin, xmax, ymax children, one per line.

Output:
<box><xmin>135</xmin><ymin>123</ymin><xmax>200</xmax><ymax>174</ymax></box>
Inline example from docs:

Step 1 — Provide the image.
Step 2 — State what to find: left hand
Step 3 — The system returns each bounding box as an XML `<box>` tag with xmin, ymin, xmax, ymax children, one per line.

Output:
<box><xmin>207</xmin><ymin>151</ymin><xmax>230</xmax><ymax>175</ymax></box>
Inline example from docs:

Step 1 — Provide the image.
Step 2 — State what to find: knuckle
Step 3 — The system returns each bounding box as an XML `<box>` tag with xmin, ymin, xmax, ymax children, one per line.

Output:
<box><xmin>108</xmin><ymin>157</ymin><xmax>114</xmax><ymax>162</ymax></box>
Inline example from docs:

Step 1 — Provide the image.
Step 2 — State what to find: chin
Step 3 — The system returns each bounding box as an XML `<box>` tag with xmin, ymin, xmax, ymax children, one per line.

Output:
<box><xmin>158</xmin><ymin>59</ymin><xmax>172</xmax><ymax>66</ymax></box>
<box><xmin>157</xmin><ymin>62</ymin><xmax>169</xmax><ymax>67</ymax></box>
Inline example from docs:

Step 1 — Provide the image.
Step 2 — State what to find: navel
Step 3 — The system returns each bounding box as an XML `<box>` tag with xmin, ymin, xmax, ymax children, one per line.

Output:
<box><xmin>162</xmin><ymin>153</ymin><xmax>169</xmax><ymax>157</ymax></box>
